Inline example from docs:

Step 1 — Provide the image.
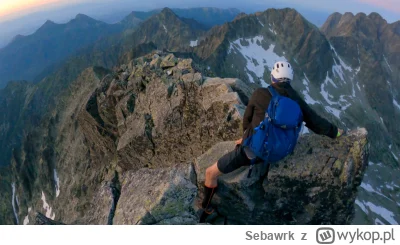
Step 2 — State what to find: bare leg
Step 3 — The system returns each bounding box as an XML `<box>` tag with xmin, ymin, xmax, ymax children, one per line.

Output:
<box><xmin>205</xmin><ymin>161</ymin><xmax>223</xmax><ymax>188</ymax></box>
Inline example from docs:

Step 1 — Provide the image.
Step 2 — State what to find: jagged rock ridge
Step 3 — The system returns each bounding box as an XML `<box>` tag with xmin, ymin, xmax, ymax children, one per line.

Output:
<box><xmin>6</xmin><ymin>53</ymin><xmax>369</xmax><ymax>225</ymax></box>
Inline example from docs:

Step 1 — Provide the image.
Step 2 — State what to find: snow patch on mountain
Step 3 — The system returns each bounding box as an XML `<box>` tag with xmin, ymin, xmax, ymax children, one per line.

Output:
<box><xmin>41</xmin><ymin>191</ymin><xmax>55</xmax><ymax>219</ymax></box>
<box><xmin>257</xmin><ymin>18</ymin><xmax>264</xmax><ymax>27</ymax></box>
<box><xmin>393</xmin><ymin>99</ymin><xmax>400</xmax><ymax>111</ymax></box>
<box><xmin>355</xmin><ymin>199</ymin><xmax>368</xmax><ymax>214</ymax></box>
<box><xmin>325</xmin><ymin>106</ymin><xmax>341</xmax><ymax>119</ymax></box>
<box><xmin>392</xmin><ymin>152</ymin><xmax>399</xmax><ymax>161</ymax></box>
<box><xmin>332</xmin><ymin>63</ymin><xmax>345</xmax><ymax>81</ymax></box>
<box><xmin>320</xmin><ymin>71</ymin><xmax>351</xmax><ymax>117</ymax></box>
<box><xmin>23</xmin><ymin>215</ymin><xmax>29</xmax><ymax>225</ymax></box>
<box><xmin>330</xmin><ymin>43</ymin><xmax>353</xmax><ymax>72</ymax></box>
<box><xmin>351</xmin><ymin>81</ymin><xmax>356</xmax><ymax>97</ymax></box>
<box><xmin>301</xmin><ymin>123</ymin><xmax>310</xmax><ymax>135</ymax></box>
<box><xmin>189</xmin><ymin>40</ymin><xmax>198</xmax><ymax>47</ymax></box>
<box><xmin>355</xmin><ymin>46</ymin><xmax>361</xmax><ymax>76</ymax></box>
<box><xmin>339</xmin><ymin>95</ymin><xmax>351</xmax><ymax>110</ymax></box>
<box><xmin>361</xmin><ymin>182</ymin><xmax>392</xmax><ymax>202</ymax></box>
<box><xmin>11</xmin><ymin>183</ymin><xmax>19</xmax><ymax>224</ymax></box>
<box><xmin>54</xmin><ymin>169</ymin><xmax>60</xmax><ymax>197</ymax></box>
<box><xmin>163</xmin><ymin>24</ymin><xmax>168</xmax><ymax>33</ymax></box>
<box><xmin>229</xmin><ymin>36</ymin><xmax>287</xmax><ymax>87</ymax></box>
<box><xmin>321</xmin><ymin>75</ymin><xmax>337</xmax><ymax>106</ymax></box>
<box><xmin>364</xmin><ymin>201</ymin><xmax>398</xmax><ymax>225</ymax></box>
<box><xmin>356</xmin><ymin>81</ymin><xmax>362</xmax><ymax>92</ymax></box>
<box><xmin>354</xmin><ymin>66</ymin><xmax>361</xmax><ymax>76</ymax></box>
<box><xmin>389</xmin><ymin>145</ymin><xmax>399</xmax><ymax>161</ymax></box>
<box><xmin>383</xmin><ymin>55</ymin><xmax>392</xmax><ymax>72</ymax></box>
<box><xmin>330</xmin><ymin>43</ymin><xmax>357</xmax><ymax>86</ymax></box>
<box><xmin>23</xmin><ymin>207</ymin><xmax>31</xmax><ymax>225</ymax></box>
<box><xmin>268</xmin><ymin>22</ymin><xmax>277</xmax><ymax>35</ymax></box>
<box><xmin>302</xmin><ymin>74</ymin><xmax>319</xmax><ymax>105</ymax></box>
<box><xmin>303</xmin><ymin>92</ymin><xmax>319</xmax><ymax>105</ymax></box>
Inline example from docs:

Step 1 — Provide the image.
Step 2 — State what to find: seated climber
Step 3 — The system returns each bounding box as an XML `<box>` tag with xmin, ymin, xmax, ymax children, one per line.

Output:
<box><xmin>199</xmin><ymin>61</ymin><xmax>344</xmax><ymax>222</ymax></box>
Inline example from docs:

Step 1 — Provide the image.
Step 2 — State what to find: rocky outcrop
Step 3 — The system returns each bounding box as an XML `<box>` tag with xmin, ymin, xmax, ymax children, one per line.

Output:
<box><xmin>114</xmin><ymin>163</ymin><xmax>198</xmax><ymax>225</ymax></box>
<box><xmin>110</xmin><ymin>128</ymin><xmax>369</xmax><ymax>225</ymax></box>
<box><xmin>36</xmin><ymin>128</ymin><xmax>369</xmax><ymax>225</ymax></box>
<box><xmin>195</xmin><ymin>129</ymin><xmax>369</xmax><ymax>225</ymax></box>
<box><xmin>35</xmin><ymin>212</ymin><xmax>65</xmax><ymax>225</ymax></box>
<box><xmin>6</xmin><ymin>51</ymin><xmax>369</xmax><ymax>226</ymax></box>
<box><xmin>6</xmin><ymin>52</ymin><xmax>251</xmax><ymax>225</ymax></box>
<box><xmin>84</xmin><ymin>52</ymin><xmax>248</xmax><ymax>172</ymax></box>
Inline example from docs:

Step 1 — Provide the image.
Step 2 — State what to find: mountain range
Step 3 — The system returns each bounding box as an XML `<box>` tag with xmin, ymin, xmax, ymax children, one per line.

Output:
<box><xmin>0</xmin><ymin>7</ymin><xmax>240</xmax><ymax>89</ymax></box>
<box><xmin>0</xmin><ymin>7</ymin><xmax>399</xmax><ymax>225</ymax></box>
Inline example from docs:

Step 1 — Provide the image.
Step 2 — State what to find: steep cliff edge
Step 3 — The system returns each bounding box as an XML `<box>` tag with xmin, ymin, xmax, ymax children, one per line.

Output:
<box><xmin>6</xmin><ymin>52</ymin><xmax>368</xmax><ymax>225</ymax></box>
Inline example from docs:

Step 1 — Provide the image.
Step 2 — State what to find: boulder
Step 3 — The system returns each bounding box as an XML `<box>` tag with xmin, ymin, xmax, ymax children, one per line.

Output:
<box><xmin>177</xmin><ymin>59</ymin><xmax>193</xmax><ymax>72</ymax></box>
<box><xmin>113</xmin><ymin>163</ymin><xmax>198</xmax><ymax>225</ymax></box>
<box><xmin>121</xmin><ymin>72</ymin><xmax>129</xmax><ymax>81</ymax></box>
<box><xmin>195</xmin><ymin>128</ymin><xmax>369</xmax><ymax>225</ymax></box>
<box><xmin>181</xmin><ymin>72</ymin><xmax>203</xmax><ymax>84</ymax></box>
<box><xmin>160</xmin><ymin>54</ymin><xmax>177</xmax><ymax>69</ymax></box>
<box><xmin>150</xmin><ymin>57</ymin><xmax>162</xmax><ymax>68</ymax></box>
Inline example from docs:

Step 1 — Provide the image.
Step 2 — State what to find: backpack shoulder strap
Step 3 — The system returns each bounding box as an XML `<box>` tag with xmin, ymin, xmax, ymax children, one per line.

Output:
<box><xmin>267</xmin><ymin>85</ymin><xmax>279</xmax><ymax>98</ymax></box>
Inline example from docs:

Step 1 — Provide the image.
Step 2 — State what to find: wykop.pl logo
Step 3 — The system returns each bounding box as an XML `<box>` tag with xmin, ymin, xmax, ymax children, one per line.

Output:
<box><xmin>316</xmin><ymin>227</ymin><xmax>395</xmax><ymax>244</ymax></box>
<box><xmin>316</xmin><ymin>228</ymin><xmax>335</xmax><ymax>244</ymax></box>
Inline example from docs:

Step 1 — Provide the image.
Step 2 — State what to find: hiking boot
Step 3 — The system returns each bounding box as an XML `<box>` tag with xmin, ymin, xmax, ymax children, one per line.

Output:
<box><xmin>198</xmin><ymin>185</ymin><xmax>217</xmax><ymax>223</ymax></box>
<box><xmin>199</xmin><ymin>206</ymin><xmax>218</xmax><ymax>223</ymax></box>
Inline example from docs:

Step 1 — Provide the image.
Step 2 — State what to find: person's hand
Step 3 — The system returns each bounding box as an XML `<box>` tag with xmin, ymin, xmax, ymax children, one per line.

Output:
<box><xmin>235</xmin><ymin>138</ymin><xmax>242</xmax><ymax>145</ymax></box>
<box><xmin>337</xmin><ymin>129</ymin><xmax>344</xmax><ymax>138</ymax></box>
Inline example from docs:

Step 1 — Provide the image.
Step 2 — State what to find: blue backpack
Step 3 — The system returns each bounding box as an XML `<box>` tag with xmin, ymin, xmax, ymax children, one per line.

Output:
<box><xmin>243</xmin><ymin>86</ymin><xmax>303</xmax><ymax>177</ymax></box>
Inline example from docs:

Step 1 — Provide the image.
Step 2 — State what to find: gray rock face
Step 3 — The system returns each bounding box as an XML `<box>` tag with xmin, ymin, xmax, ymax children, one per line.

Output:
<box><xmin>114</xmin><ymin>164</ymin><xmax>198</xmax><ymax>225</ymax></box>
<box><xmin>93</xmin><ymin>128</ymin><xmax>368</xmax><ymax>225</ymax></box>
<box><xmin>6</xmin><ymin>51</ymin><xmax>369</xmax><ymax>226</ymax></box>
<box><xmin>88</xmin><ymin>53</ymin><xmax>249</xmax><ymax>171</ymax></box>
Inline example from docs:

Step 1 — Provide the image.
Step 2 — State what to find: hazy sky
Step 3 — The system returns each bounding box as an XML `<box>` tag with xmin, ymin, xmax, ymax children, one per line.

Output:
<box><xmin>0</xmin><ymin>0</ymin><xmax>399</xmax><ymax>48</ymax></box>
<box><xmin>0</xmin><ymin>0</ymin><xmax>399</xmax><ymax>23</ymax></box>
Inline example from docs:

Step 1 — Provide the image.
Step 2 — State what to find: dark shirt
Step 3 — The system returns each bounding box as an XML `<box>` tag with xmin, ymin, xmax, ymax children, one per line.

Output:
<box><xmin>242</xmin><ymin>82</ymin><xmax>338</xmax><ymax>143</ymax></box>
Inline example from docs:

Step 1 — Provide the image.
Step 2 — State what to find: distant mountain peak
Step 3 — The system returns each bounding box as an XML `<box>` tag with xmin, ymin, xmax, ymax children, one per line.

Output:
<box><xmin>233</xmin><ymin>12</ymin><xmax>247</xmax><ymax>21</ymax></box>
<box><xmin>368</xmin><ymin>12</ymin><xmax>387</xmax><ymax>25</ymax></box>
<box><xmin>343</xmin><ymin>12</ymin><xmax>354</xmax><ymax>18</ymax></box>
<box><xmin>36</xmin><ymin>20</ymin><xmax>57</xmax><ymax>33</ymax></box>
<box><xmin>73</xmin><ymin>13</ymin><xmax>97</xmax><ymax>24</ymax></box>
<box><xmin>43</xmin><ymin>20</ymin><xmax>56</xmax><ymax>26</ymax></box>
<box><xmin>156</xmin><ymin>7</ymin><xmax>181</xmax><ymax>22</ymax></box>
<box><xmin>331</xmin><ymin>12</ymin><xmax>343</xmax><ymax>17</ymax></box>
<box><xmin>160</xmin><ymin>7</ymin><xmax>176</xmax><ymax>16</ymax></box>
<box><xmin>75</xmin><ymin>13</ymin><xmax>91</xmax><ymax>20</ymax></box>
<box><xmin>354</xmin><ymin>12</ymin><xmax>367</xmax><ymax>19</ymax></box>
<box><xmin>11</xmin><ymin>34</ymin><xmax>24</xmax><ymax>42</ymax></box>
<box><xmin>368</xmin><ymin>12</ymin><xmax>383</xmax><ymax>19</ymax></box>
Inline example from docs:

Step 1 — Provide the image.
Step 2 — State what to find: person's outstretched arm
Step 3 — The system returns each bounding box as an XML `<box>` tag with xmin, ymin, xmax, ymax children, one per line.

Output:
<box><xmin>288</xmin><ymin>88</ymin><xmax>339</xmax><ymax>139</ymax></box>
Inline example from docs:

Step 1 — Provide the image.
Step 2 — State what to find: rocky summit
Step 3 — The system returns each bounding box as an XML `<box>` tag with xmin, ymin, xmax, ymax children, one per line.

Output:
<box><xmin>1</xmin><ymin>7</ymin><xmax>398</xmax><ymax>226</ymax></box>
<box><xmin>4</xmin><ymin>52</ymin><xmax>369</xmax><ymax>225</ymax></box>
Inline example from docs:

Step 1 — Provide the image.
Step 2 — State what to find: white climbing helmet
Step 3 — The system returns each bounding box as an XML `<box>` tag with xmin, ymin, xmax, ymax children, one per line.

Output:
<box><xmin>271</xmin><ymin>61</ymin><xmax>294</xmax><ymax>82</ymax></box>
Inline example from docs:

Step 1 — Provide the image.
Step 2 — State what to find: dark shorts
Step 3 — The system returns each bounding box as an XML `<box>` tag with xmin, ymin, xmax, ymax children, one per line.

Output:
<box><xmin>217</xmin><ymin>145</ymin><xmax>255</xmax><ymax>174</ymax></box>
